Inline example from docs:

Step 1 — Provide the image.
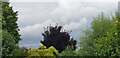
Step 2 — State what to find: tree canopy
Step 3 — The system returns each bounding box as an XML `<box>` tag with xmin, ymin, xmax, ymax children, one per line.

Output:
<box><xmin>79</xmin><ymin>12</ymin><xmax>120</xmax><ymax>56</ymax></box>
<box><xmin>1</xmin><ymin>2</ymin><xmax>21</xmax><ymax>44</ymax></box>
<box><xmin>41</xmin><ymin>25</ymin><xmax>77</xmax><ymax>53</ymax></box>
<box><xmin>1</xmin><ymin>2</ymin><xmax>24</xmax><ymax>57</ymax></box>
<box><xmin>2</xmin><ymin>30</ymin><xmax>28</xmax><ymax>57</ymax></box>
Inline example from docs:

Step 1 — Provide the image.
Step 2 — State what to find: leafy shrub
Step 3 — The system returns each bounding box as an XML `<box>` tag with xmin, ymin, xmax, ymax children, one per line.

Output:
<box><xmin>59</xmin><ymin>46</ymin><xmax>79</xmax><ymax>56</ymax></box>
<box><xmin>27</xmin><ymin>44</ymin><xmax>59</xmax><ymax>58</ymax></box>
<box><xmin>2</xmin><ymin>30</ymin><xmax>28</xmax><ymax>56</ymax></box>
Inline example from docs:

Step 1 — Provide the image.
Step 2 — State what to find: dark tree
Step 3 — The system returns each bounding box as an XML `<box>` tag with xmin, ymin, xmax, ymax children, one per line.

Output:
<box><xmin>41</xmin><ymin>25</ymin><xmax>77</xmax><ymax>53</ymax></box>
<box><xmin>2</xmin><ymin>2</ymin><xmax>21</xmax><ymax>43</ymax></box>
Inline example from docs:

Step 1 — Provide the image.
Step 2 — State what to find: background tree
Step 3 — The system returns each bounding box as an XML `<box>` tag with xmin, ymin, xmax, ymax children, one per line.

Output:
<box><xmin>92</xmin><ymin>12</ymin><xmax>120</xmax><ymax>56</ymax></box>
<box><xmin>114</xmin><ymin>12</ymin><xmax>120</xmax><ymax>38</ymax></box>
<box><xmin>12</xmin><ymin>47</ymin><xmax>29</xmax><ymax>56</ymax></box>
<box><xmin>1</xmin><ymin>2</ymin><xmax>21</xmax><ymax>43</ymax></box>
<box><xmin>59</xmin><ymin>46</ymin><xmax>79</xmax><ymax>56</ymax></box>
<box><xmin>115</xmin><ymin>12</ymin><xmax>120</xmax><ymax>55</ymax></box>
<box><xmin>41</xmin><ymin>25</ymin><xmax>77</xmax><ymax>53</ymax></box>
<box><xmin>27</xmin><ymin>44</ymin><xmax>59</xmax><ymax>58</ymax></box>
<box><xmin>79</xmin><ymin>13</ymin><xmax>114</xmax><ymax>56</ymax></box>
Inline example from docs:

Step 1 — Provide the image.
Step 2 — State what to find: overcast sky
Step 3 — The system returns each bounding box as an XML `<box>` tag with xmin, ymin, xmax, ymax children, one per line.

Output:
<box><xmin>9</xmin><ymin>0</ymin><xmax>119</xmax><ymax>48</ymax></box>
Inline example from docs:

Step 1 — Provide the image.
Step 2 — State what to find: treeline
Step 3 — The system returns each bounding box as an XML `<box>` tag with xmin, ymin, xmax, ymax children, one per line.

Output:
<box><xmin>1</xmin><ymin>2</ymin><xmax>120</xmax><ymax>57</ymax></box>
<box><xmin>79</xmin><ymin>13</ymin><xmax>120</xmax><ymax>56</ymax></box>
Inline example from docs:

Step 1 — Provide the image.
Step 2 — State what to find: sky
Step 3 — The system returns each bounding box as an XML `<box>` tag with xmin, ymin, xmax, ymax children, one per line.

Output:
<box><xmin>9</xmin><ymin>0</ymin><xmax>119</xmax><ymax>48</ymax></box>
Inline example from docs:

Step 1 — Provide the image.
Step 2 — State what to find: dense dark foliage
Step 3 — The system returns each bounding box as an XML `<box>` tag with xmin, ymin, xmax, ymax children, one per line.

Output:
<box><xmin>41</xmin><ymin>25</ymin><xmax>77</xmax><ymax>52</ymax></box>
<box><xmin>2</xmin><ymin>2</ymin><xmax>21</xmax><ymax>43</ymax></box>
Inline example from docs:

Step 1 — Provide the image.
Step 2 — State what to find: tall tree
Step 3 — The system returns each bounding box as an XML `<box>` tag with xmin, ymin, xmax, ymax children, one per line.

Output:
<box><xmin>115</xmin><ymin>12</ymin><xmax>120</xmax><ymax>37</ymax></box>
<box><xmin>79</xmin><ymin>12</ymin><xmax>120</xmax><ymax>56</ymax></box>
<box><xmin>1</xmin><ymin>2</ymin><xmax>27</xmax><ymax>57</ymax></box>
<box><xmin>92</xmin><ymin>12</ymin><xmax>120</xmax><ymax>56</ymax></box>
<box><xmin>1</xmin><ymin>2</ymin><xmax>21</xmax><ymax>43</ymax></box>
<box><xmin>41</xmin><ymin>25</ymin><xmax>77</xmax><ymax>53</ymax></box>
<box><xmin>79</xmin><ymin>13</ymin><xmax>114</xmax><ymax>56</ymax></box>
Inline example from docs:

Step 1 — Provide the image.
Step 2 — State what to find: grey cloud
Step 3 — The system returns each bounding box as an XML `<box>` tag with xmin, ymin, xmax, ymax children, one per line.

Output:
<box><xmin>10</xmin><ymin>1</ymin><xmax>117</xmax><ymax>48</ymax></box>
<box><xmin>10</xmin><ymin>2</ymin><xmax>58</xmax><ymax>27</ymax></box>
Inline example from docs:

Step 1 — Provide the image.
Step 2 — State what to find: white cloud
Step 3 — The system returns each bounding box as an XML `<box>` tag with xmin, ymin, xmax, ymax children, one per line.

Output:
<box><xmin>50</xmin><ymin>0</ymin><xmax>82</xmax><ymax>22</ymax></box>
<box><xmin>10</xmin><ymin>1</ymin><xmax>117</xmax><ymax>27</ymax></box>
<box><xmin>64</xmin><ymin>18</ymin><xmax>87</xmax><ymax>30</ymax></box>
<box><xmin>9</xmin><ymin>0</ymin><xmax>118</xmax><ymax>48</ymax></box>
<box><xmin>20</xmin><ymin>19</ymin><xmax>56</xmax><ymax>39</ymax></box>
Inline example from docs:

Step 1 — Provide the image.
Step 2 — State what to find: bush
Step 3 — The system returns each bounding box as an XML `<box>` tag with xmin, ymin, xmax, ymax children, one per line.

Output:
<box><xmin>27</xmin><ymin>44</ymin><xmax>59</xmax><ymax>58</ymax></box>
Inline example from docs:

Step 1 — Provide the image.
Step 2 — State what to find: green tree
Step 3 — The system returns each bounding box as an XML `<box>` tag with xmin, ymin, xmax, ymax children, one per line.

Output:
<box><xmin>1</xmin><ymin>2</ymin><xmax>21</xmax><ymax>43</ymax></box>
<box><xmin>79</xmin><ymin>13</ymin><xmax>114</xmax><ymax>56</ymax></box>
<box><xmin>2</xmin><ymin>30</ymin><xmax>28</xmax><ymax>56</ymax></box>
<box><xmin>0</xmin><ymin>1</ymin><xmax>1</xmax><ymax>21</ymax></box>
<box><xmin>59</xmin><ymin>46</ymin><xmax>79</xmax><ymax>56</ymax></box>
<box><xmin>93</xmin><ymin>12</ymin><xmax>120</xmax><ymax>56</ymax></box>
<box><xmin>27</xmin><ymin>44</ymin><xmax>59</xmax><ymax>58</ymax></box>
<box><xmin>1</xmin><ymin>2</ymin><xmax>27</xmax><ymax>57</ymax></box>
<box><xmin>41</xmin><ymin>25</ymin><xmax>77</xmax><ymax>53</ymax></box>
<box><xmin>114</xmin><ymin>12</ymin><xmax>120</xmax><ymax>55</ymax></box>
<box><xmin>0</xmin><ymin>2</ymin><xmax>2</xmax><ymax>57</ymax></box>
<box><xmin>12</xmin><ymin>47</ymin><xmax>29</xmax><ymax>56</ymax></box>
<box><xmin>2</xmin><ymin>30</ymin><xmax>16</xmax><ymax>56</ymax></box>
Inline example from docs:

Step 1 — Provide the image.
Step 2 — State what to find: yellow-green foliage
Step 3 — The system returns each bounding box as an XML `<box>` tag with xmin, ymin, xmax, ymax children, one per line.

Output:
<box><xmin>27</xmin><ymin>44</ymin><xmax>59</xmax><ymax>58</ymax></box>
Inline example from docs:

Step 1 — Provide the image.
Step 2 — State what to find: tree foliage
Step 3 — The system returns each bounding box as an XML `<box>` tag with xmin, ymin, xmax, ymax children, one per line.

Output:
<box><xmin>41</xmin><ymin>25</ymin><xmax>77</xmax><ymax>53</ymax></box>
<box><xmin>92</xmin><ymin>12</ymin><xmax>120</xmax><ymax>56</ymax></box>
<box><xmin>59</xmin><ymin>46</ymin><xmax>79</xmax><ymax>56</ymax></box>
<box><xmin>1</xmin><ymin>2</ymin><xmax>21</xmax><ymax>43</ymax></box>
<box><xmin>2</xmin><ymin>30</ymin><xmax>17</xmax><ymax>56</ymax></box>
<box><xmin>79</xmin><ymin>12</ymin><xmax>120</xmax><ymax>56</ymax></box>
<box><xmin>1</xmin><ymin>2</ymin><xmax>27</xmax><ymax>57</ymax></box>
<box><xmin>27</xmin><ymin>44</ymin><xmax>59</xmax><ymax>58</ymax></box>
<box><xmin>2</xmin><ymin>30</ymin><xmax>27</xmax><ymax>56</ymax></box>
